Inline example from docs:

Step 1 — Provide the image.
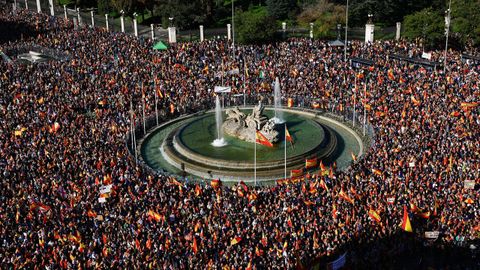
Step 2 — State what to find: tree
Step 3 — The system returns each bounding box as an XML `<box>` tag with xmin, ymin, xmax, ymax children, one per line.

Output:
<box><xmin>235</xmin><ymin>6</ymin><xmax>277</xmax><ymax>44</ymax></box>
<box><xmin>266</xmin><ymin>0</ymin><xmax>297</xmax><ymax>20</ymax></box>
<box><xmin>403</xmin><ymin>8</ymin><xmax>444</xmax><ymax>50</ymax></box>
<box><xmin>297</xmin><ymin>0</ymin><xmax>345</xmax><ymax>39</ymax></box>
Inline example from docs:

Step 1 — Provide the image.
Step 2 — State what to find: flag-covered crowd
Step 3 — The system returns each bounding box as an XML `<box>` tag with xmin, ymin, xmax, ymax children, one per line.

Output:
<box><xmin>0</xmin><ymin>6</ymin><xmax>479</xmax><ymax>270</ymax></box>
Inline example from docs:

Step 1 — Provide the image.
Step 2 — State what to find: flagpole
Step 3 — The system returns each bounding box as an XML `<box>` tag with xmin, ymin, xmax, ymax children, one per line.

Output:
<box><xmin>254</xmin><ymin>128</ymin><xmax>257</xmax><ymax>186</ymax></box>
<box><xmin>352</xmin><ymin>76</ymin><xmax>357</xmax><ymax>127</ymax></box>
<box><xmin>130</xmin><ymin>101</ymin><xmax>134</xmax><ymax>153</ymax></box>
<box><xmin>243</xmin><ymin>61</ymin><xmax>246</xmax><ymax>107</ymax></box>
<box><xmin>142</xmin><ymin>84</ymin><xmax>146</xmax><ymax>135</ymax></box>
<box><xmin>154</xmin><ymin>75</ymin><xmax>158</xmax><ymax>126</ymax></box>
<box><xmin>363</xmin><ymin>82</ymin><xmax>367</xmax><ymax>136</ymax></box>
<box><xmin>284</xmin><ymin>125</ymin><xmax>287</xmax><ymax>180</ymax></box>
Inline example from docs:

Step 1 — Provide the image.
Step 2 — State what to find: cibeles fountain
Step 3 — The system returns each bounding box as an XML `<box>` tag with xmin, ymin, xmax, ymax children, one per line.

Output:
<box><xmin>223</xmin><ymin>102</ymin><xmax>279</xmax><ymax>144</ymax></box>
<box><xmin>140</xmin><ymin>83</ymin><xmax>366</xmax><ymax>183</ymax></box>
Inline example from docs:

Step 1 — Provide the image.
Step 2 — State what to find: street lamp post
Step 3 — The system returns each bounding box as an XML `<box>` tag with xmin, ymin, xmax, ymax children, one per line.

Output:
<box><xmin>344</xmin><ymin>0</ymin><xmax>349</xmax><ymax>61</ymax></box>
<box><xmin>444</xmin><ymin>0</ymin><xmax>452</xmax><ymax>73</ymax></box>
<box><xmin>232</xmin><ymin>0</ymin><xmax>235</xmax><ymax>59</ymax></box>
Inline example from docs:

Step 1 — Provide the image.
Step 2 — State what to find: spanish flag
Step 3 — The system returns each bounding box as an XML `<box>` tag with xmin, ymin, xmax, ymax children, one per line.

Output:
<box><xmin>192</xmin><ymin>237</ymin><xmax>198</xmax><ymax>254</ymax></box>
<box><xmin>210</xmin><ymin>179</ymin><xmax>221</xmax><ymax>189</ymax></box>
<box><xmin>290</xmin><ymin>169</ymin><xmax>303</xmax><ymax>178</ymax></box>
<box><xmin>256</xmin><ymin>130</ymin><xmax>273</xmax><ymax>147</ymax></box>
<box><xmin>194</xmin><ymin>184</ymin><xmax>202</xmax><ymax>197</ymax></box>
<box><xmin>368</xmin><ymin>209</ymin><xmax>381</xmax><ymax>223</ymax></box>
<box><xmin>230</xmin><ymin>237</ymin><xmax>242</xmax><ymax>246</ymax></box>
<box><xmin>287</xmin><ymin>98</ymin><xmax>294</xmax><ymax>108</ymax></box>
<box><xmin>147</xmin><ymin>210</ymin><xmax>162</xmax><ymax>222</ymax></box>
<box><xmin>400</xmin><ymin>205</ymin><xmax>413</xmax><ymax>232</ymax></box>
<box><xmin>411</xmin><ymin>95</ymin><xmax>421</xmax><ymax>106</ymax></box>
<box><xmin>339</xmin><ymin>189</ymin><xmax>354</xmax><ymax>204</ymax></box>
<box><xmin>305</xmin><ymin>158</ymin><xmax>317</xmax><ymax>169</ymax></box>
<box><xmin>372</xmin><ymin>168</ymin><xmax>383</xmax><ymax>176</ymax></box>
<box><xmin>351</xmin><ymin>152</ymin><xmax>357</xmax><ymax>161</ymax></box>
<box><xmin>387</xmin><ymin>69</ymin><xmax>395</xmax><ymax>81</ymax></box>
<box><xmin>285</xmin><ymin>126</ymin><xmax>293</xmax><ymax>144</ymax></box>
<box><xmin>319</xmin><ymin>178</ymin><xmax>329</xmax><ymax>192</ymax></box>
<box><xmin>319</xmin><ymin>160</ymin><xmax>326</xmax><ymax>172</ymax></box>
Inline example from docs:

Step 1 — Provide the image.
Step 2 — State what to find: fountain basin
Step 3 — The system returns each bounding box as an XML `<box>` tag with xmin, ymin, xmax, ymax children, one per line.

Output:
<box><xmin>140</xmin><ymin>107</ymin><xmax>365</xmax><ymax>183</ymax></box>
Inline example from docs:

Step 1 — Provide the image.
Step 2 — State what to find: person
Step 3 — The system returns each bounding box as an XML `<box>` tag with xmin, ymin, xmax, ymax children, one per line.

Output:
<box><xmin>0</xmin><ymin>6</ymin><xmax>478</xmax><ymax>269</ymax></box>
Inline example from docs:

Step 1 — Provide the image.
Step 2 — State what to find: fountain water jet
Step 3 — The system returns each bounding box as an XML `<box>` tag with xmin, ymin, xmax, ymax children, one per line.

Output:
<box><xmin>212</xmin><ymin>95</ymin><xmax>227</xmax><ymax>147</ymax></box>
<box><xmin>272</xmin><ymin>77</ymin><xmax>284</xmax><ymax>123</ymax></box>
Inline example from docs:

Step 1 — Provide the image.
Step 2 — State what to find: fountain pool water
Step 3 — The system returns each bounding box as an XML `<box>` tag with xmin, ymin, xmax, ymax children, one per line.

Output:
<box><xmin>212</xmin><ymin>95</ymin><xmax>227</xmax><ymax>147</ymax></box>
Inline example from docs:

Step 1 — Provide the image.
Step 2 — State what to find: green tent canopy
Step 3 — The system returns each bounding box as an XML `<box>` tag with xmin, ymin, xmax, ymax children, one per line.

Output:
<box><xmin>153</xmin><ymin>41</ymin><xmax>168</xmax><ymax>50</ymax></box>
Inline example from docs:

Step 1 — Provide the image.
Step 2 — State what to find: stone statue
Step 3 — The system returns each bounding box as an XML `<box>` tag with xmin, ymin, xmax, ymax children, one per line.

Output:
<box><xmin>223</xmin><ymin>102</ymin><xmax>279</xmax><ymax>144</ymax></box>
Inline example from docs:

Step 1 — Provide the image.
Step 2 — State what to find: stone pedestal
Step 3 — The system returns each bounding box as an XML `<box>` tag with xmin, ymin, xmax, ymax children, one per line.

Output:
<box><xmin>49</xmin><ymin>0</ymin><xmax>54</xmax><ymax>16</ymax></box>
<box><xmin>396</xmin><ymin>22</ymin><xmax>401</xmax><ymax>40</ymax></box>
<box><xmin>105</xmin><ymin>14</ymin><xmax>109</xmax><ymax>31</ymax></box>
<box><xmin>151</xmin><ymin>24</ymin><xmax>155</xmax><ymax>40</ymax></box>
<box><xmin>227</xmin><ymin>24</ymin><xmax>231</xmax><ymax>40</ymax></box>
<box><xmin>91</xmin><ymin>11</ymin><xmax>94</xmax><ymax>27</ymax></box>
<box><xmin>120</xmin><ymin>15</ymin><xmax>125</xmax><ymax>33</ymax></box>
<box><xmin>365</xmin><ymin>23</ymin><xmax>374</xmax><ymax>43</ymax></box>
<box><xmin>133</xmin><ymin>17</ymin><xmax>138</xmax><ymax>37</ymax></box>
<box><xmin>199</xmin><ymin>25</ymin><xmax>204</xmax><ymax>42</ymax></box>
<box><xmin>36</xmin><ymin>0</ymin><xmax>40</xmax><ymax>13</ymax></box>
<box><xmin>168</xmin><ymin>27</ymin><xmax>177</xmax><ymax>43</ymax></box>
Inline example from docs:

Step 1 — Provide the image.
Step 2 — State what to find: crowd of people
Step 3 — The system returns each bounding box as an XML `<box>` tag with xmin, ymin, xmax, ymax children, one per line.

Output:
<box><xmin>0</xmin><ymin>6</ymin><xmax>479</xmax><ymax>269</ymax></box>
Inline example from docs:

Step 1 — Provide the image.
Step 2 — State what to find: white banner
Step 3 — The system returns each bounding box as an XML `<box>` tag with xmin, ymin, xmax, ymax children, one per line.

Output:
<box><xmin>464</xmin><ymin>180</ymin><xmax>475</xmax><ymax>189</ymax></box>
<box><xmin>227</xmin><ymin>68</ymin><xmax>239</xmax><ymax>75</ymax></box>
<box><xmin>214</xmin><ymin>86</ymin><xmax>231</xmax><ymax>93</ymax></box>
<box><xmin>425</xmin><ymin>231</ymin><xmax>439</xmax><ymax>239</ymax></box>
<box><xmin>422</xmin><ymin>52</ymin><xmax>432</xmax><ymax>60</ymax></box>
<box><xmin>100</xmin><ymin>184</ymin><xmax>113</xmax><ymax>194</ymax></box>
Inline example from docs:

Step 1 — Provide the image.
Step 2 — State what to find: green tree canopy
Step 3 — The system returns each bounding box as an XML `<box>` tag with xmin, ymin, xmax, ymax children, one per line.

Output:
<box><xmin>403</xmin><ymin>8</ymin><xmax>444</xmax><ymax>50</ymax></box>
<box><xmin>266</xmin><ymin>0</ymin><xmax>297</xmax><ymax>20</ymax></box>
<box><xmin>235</xmin><ymin>6</ymin><xmax>277</xmax><ymax>44</ymax></box>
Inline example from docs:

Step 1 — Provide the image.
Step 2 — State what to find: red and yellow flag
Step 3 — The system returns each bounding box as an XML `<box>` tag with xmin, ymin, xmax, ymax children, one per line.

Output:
<box><xmin>305</xmin><ymin>158</ymin><xmax>317</xmax><ymax>169</ymax></box>
<box><xmin>339</xmin><ymin>189</ymin><xmax>354</xmax><ymax>204</ymax></box>
<box><xmin>387</xmin><ymin>69</ymin><xmax>395</xmax><ymax>81</ymax></box>
<box><xmin>351</xmin><ymin>152</ymin><xmax>357</xmax><ymax>161</ymax></box>
<box><xmin>256</xmin><ymin>130</ymin><xmax>273</xmax><ymax>147</ymax></box>
<box><xmin>400</xmin><ymin>205</ymin><xmax>413</xmax><ymax>232</ymax></box>
<box><xmin>210</xmin><ymin>179</ymin><xmax>221</xmax><ymax>189</ymax></box>
<box><xmin>368</xmin><ymin>209</ymin><xmax>381</xmax><ymax>223</ymax></box>
<box><xmin>285</xmin><ymin>126</ymin><xmax>293</xmax><ymax>144</ymax></box>
<box><xmin>230</xmin><ymin>237</ymin><xmax>242</xmax><ymax>246</ymax></box>
<box><xmin>290</xmin><ymin>169</ymin><xmax>303</xmax><ymax>178</ymax></box>
<box><xmin>287</xmin><ymin>98</ymin><xmax>294</xmax><ymax>108</ymax></box>
<box><xmin>192</xmin><ymin>237</ymin><xmax>198</xmax><ymax>254</ymax></box>
<box><xmin>147</xmin><ymin>210</ymin><xmax>162</xmax><ymax>222</ymax></box>
<box><xmin>194</xmin><ymin>184</ymin><xmax>202</xmax><ymax>197</ymax></box>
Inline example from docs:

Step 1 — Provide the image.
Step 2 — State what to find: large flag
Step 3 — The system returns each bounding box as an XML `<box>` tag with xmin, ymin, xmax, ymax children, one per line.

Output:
<box><xmin>400</xmin><ymin>205</ymin><xmax>413</xmax><ymax>232</ymax></box>
<box><xmin>256</xmin><ymin>130</ymin><xmax>273</xmax><ymax>147</ymax></box>
<box><xmin>285</xmin><ymin>126</ymin><xmax>293</xmax><ymax>144</ymax></box>
<box><xmin>305</xmin><ymin>158</ymin><xmax>317</xmax><ymax>169</ymax></box>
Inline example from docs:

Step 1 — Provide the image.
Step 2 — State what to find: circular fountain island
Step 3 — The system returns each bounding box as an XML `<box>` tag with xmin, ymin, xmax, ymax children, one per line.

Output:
<box><xmin>141</xmin><ymin>80</ymin><xmax>365</xmax><ymax>184</ymax></box>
